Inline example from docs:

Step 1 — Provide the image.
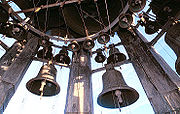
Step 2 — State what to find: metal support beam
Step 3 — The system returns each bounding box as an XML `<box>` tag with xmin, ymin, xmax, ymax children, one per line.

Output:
<box><xmin>117</xmin><ymin>29</ymin><xmax>180</xmax><ymax>113</ymax></box>
<box><xmin>65</xmin><ymin>49</ymin><xmax>93</xmax><ymax>114</ymax></box>
<box><xmin>0</xmin><ymin>33</ymin><xmax>39</xmax><ymax>113</ymax></box>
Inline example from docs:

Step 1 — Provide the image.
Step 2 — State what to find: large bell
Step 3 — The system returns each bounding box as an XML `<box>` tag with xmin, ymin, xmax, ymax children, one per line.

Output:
<box><xmin>62</xmin><ymin>0</ymin><xmax>127</xmax><ymax>37</ymax></box>
<box><xmin>0</xmin><ymin>3</ymin><xmax>10</xmax><ymax>23</ymax></box>
<box><xmin>107</xmin><ymin>46</ymin><xmax>126</xmax><ymax>64</ymax></box>
<box><xmin>68</xmin><ymin>41</ymin><xmax>80</xmax><ymax>52</ymax></box>
<box><xmin>95</xmin><ymin>49</ymin><xmax>106</xmax><ymax>63</ymax></box>
<box><xmin>165</xmin><ymin>23</ymin><xmax>180</xmax><ymax>75</ymax></box>
<box><xmin>145</xmin><ymin>20</ymin><xmax>160</xmax><ymax>35</ymax></box>
<box><xmin>83</xmin><ymin>38</ymin><xmax>95</xmax><ymax>50</ymax></box>
<box><xmin>97</xmin><ymin>32</ymin><xmax>110</xmax><ymax>45</ymax></box>
<box><xmin>54</xmin><ymin>46</ymin><xmax>71</xmax><ymax>65</ymax></box>
<box><xmin>37</xmin><ymin>46</ymin><xmax>53</xmax><ymax>60</ymax></box>
<box><xmin>97</xmin><ymin>64</ymin><xmax>139</xmax><ymax>108</ymax></box>
<box><xmin>26</xmin><ymin>63</ymin><xmax>60</xmax><ymax>96</ymax></box>
<box><xmin>128</xmin><ymin>0</ymin><xmax>146</xmax><ymax>13</ymax></box>
<box><xmin>119</xmin><ymin>13</ymin><xmax>133</xmax><ymax>29</ymax></box>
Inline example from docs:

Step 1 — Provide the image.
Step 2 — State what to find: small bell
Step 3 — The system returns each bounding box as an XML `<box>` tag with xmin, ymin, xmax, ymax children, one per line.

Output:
<box><xmin>128</xmin><ymin>0</ymin><xmax>146</xmax><ymax>13</ymax></box>
<box><xmin>54</xmin><ymin>46</ymin><xmax>71</xmax><ymax>65</ymax></box>
<box><xmin>145</xmin><ymin>21</ymin><xmax>160</xmax><ymax>34</ymax></box>
<box><xmin>97</xmin><ymin>64</ymin><xmax>139</xmax><ymax>108</ymax></box>
<box><xmin>0</xmin><ymin>3</ymin><xmax>10</xmax><ymax>23</ymax></box>
<box><xmin>95</xmin><ymin>49</ymin><xmax>106</xmax><ymax>63</ymax></box>
<box><xmin>68</xmin><ymin>40</ymin><xmax>80</xmax><ymax>52</ymax></box>
<box><xmin>97</xmin><ymin>32</ymin><xmax>110</xmax><ymax>45</ymax></box>
<box><xmin>119</xmin><ymin>13</ymin><xmax>133</xmax><ymax>29</ymax></box>
<box><xmin>37</xmin><ymin>46</ymin><xmax>53</xmax><ymax>60</ymax></box>
<box><xmin>26</xmin><ymin>63</ymin><xmax>60</xmax><ymax>96</ymax></box>
<box><xmin>107</xmin><ymin>46</ymin><xmax>126</xmax><ymax>64</ymax></box>
<box><xmin>83</xmin><ymin>38</ymin><xmax>95</xmax><ymax>50</ymax></box>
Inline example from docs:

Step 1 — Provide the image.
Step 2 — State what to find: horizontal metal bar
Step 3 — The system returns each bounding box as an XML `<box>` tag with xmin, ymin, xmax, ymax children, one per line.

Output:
<box><xmin>15</xmin><ymin>0</ymin><xmax>84</xmax><ymax>14</ymax></box>
<box><xmin>91</xmin><ymin>59</ymin><xmax>130</xmax><ymax>74</ymax></box>
<box><xmin>33</xmin><ymin>57</ymin><xmax>70</xmax><ymax>68</ymax></box>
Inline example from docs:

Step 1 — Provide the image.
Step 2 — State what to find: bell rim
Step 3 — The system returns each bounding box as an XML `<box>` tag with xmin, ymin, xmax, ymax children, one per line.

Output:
<box><xmin>97</xmin><ymin>86</ymin><xmax>139</xmax><ymax>108</ymax></box>
<box><xmin>95</xmin><ymin>55</ymin><xmax>106</xmax><ymax>63</ymax></box>
<box><xmin>83</xmin><ymin>39</ymin><xmax>95</xmax><ymax>50</ymax></box>
<box><xmin>26</xmin><ymin>77</ymin><xmax>60</xmax><ymax>96</ymax></box>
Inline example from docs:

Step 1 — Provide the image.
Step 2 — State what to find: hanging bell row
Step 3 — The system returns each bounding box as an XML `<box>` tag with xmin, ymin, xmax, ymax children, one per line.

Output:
<box><xmin>97</xmin><ymin>64</ymin><xmax>139</xmax><ymax>108</ymax></box>
<box><xmin>68</xmin><ymin>38</ymin><xmax>95</xmax><ymax>52</ymax></box>
<box><xmin>26</xmin><ymin>63</ymin><xmax>60</xmax><ymax>96</ymax></box>
<box><xmin>94</xmin><ymin>45</ymin><xmax>126</xmax><ymax>64</ymax></box>
<box><xmin>37</xmin><ymin>46</ymin><xmax>71</xmax><ymax>65</ymax></box>
<box><xmin>0</xmin><ymin>3</ymin><xmax>11</xmax><ymax>23</ymax></box>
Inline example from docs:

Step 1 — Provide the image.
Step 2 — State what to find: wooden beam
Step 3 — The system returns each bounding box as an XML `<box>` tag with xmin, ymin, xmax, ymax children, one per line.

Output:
<box><xmin>0</xmin><ymin>33</ymin><xmax>39</xmax><ymax>113</ymax></box>
<box><xmin>65</xmin><ymin>49</ymin><xmax>93</xmax><ymax>113</ymax></box>
<box><xmin>117</xmin><ymin>29</ymin><xmax>180</xmax><ymax>113</ymax></box>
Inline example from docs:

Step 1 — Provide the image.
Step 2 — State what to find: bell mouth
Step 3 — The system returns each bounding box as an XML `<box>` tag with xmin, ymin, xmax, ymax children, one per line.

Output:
<box><xmin>97</xmin><ymin>87</ymin><xmax>139</xmax><ymax>108</ymax></box>
<box><xmin>175</xmin><ymin>57</ymin><xmax>180</xmax><ymax>75</ymax></box>
<box><xmin>26</xmin><ymin>77</ymin><xmax>60</xmax><ymax>96</ymax></box>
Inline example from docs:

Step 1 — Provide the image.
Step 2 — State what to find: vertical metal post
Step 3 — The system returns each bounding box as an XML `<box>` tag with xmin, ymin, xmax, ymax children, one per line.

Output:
<box><xmin>117</xmin><ymin>29</ymin><xmax>180</xmax><ymax>113</ymax></box>
<box><xmin>65</xmin><ymin>49</ymin><xmax>93</xmax><ymax>114</ymax></box>
<box><xmin>0</xmin><ymin>33</ymin><xmax>39</xmax><ymax>113</ymax></box>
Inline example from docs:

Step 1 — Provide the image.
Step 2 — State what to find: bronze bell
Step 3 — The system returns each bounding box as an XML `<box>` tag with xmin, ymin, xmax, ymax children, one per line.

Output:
<box><xmin>83</xmin><ymin>38</ymin><xmax>95</xmax><ymax>50</ymax></box>
<box><xmin>119</xmin><ymin>13</ymin><xmax>133</xmax><ymax>29</ymax></box>
<box><xmin>165</xmin><ymin>23</ymin><xmax>180</xmax><ymax>75</ymax></box>
<box><xmin>97</xmin><ymin>32</ymin><xmax>110</xmax><ymax>45</ymax></box>
<box><xmin>0</xmin><ymin>3</ymin><xmax>10</xmax><ymax>23</ymax></box>
<box><xmin>128</xmin><ymin>0</ymin><xmax>146</xmax><ymax>13</ymax></box>
<box><xmin>145</xmin><ymin>21</ymin><xmax>160</xmax><ymax>35</ymax></box>
<box><xmin>68</xmin><ymin>41</ymin><xmax>80</xmax><ymax>52</ymax></box>
<box><xmin>97</xmin><ymin>64</ymin><xmax>139</xmax><ymax>108</ymax></box>
<box><xmin>107</xmin><ymin>46</ymin><xmax>126</xmax><ymax>64</ymax></box>
<box><xmin>26</xmin><ymin>63</ymin><xmax>60</xmax><ymax>96</ymax></box>
<box><xmin>37</xmin><ymin>46</ymin><xmax>53</xmax><ymax>60</ymax></box>
<box><xmin>95</xmin><ymin>49</ymin><xmax>106</xmax><ymax>63</ymax></box>
<box><xmin>54</xmin><ymin>46</ymin><xmax>71</xmax><ymax>65</ymax></box>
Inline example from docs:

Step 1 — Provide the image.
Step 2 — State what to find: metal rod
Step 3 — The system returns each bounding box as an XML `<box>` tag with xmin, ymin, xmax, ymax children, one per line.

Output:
<box><xmin>33</xmin><ymin>57</ymin><xmax>69</xmax><ymax>67</ymax></box>
<box><xmin>14</xmin><ymin>0</ymin><xmax>85</xmax><ymax>14</ymax></box>
<box><xmin>91</xmin><ymin>59</ymin><xmax>130</xmax><ymax>74</ymax></box>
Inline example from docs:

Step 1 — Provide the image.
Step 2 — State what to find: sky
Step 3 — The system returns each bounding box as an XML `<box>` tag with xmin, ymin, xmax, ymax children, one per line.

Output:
<box><xmin>0</xmin><ymin>1</ymin><xmax>179</xmax><ymax>114</ymax></box>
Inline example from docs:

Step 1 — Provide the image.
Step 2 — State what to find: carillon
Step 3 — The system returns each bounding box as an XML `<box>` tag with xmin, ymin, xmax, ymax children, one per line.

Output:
<box><xmin>0</xmin><ymin>0</ymin><xmax>180</xmax><ymax>113</ymax></box>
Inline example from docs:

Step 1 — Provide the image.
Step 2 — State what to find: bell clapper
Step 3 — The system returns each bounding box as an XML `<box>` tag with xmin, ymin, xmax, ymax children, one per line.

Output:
<box><xmin>115</xmin><ymin>90</ymin><xmax>123</xmax><ymax>112</ymax></box>
<box><xmin>115</xmin><ymin>90</ymin><xmax>123</xmax><ymax>103</ymax></box>
<box><xmin>39</xmin><ymin>80</ymin><xmax>47</xmax><ymax>99</ymax></box>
